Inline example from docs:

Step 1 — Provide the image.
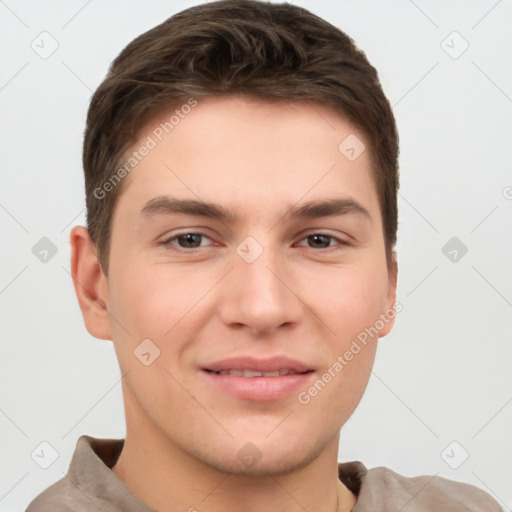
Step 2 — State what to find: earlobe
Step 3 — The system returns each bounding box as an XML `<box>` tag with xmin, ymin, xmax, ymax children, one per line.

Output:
<box><xmin>70</xmin><ymin>226</ymin><xmax>113</xmax><ymax>340</ymax></box>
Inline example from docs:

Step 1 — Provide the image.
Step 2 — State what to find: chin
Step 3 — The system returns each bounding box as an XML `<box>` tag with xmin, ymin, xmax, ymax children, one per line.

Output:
<box><xmin>188</xmin><ymin>430</ymin><xmax>327</xmax><ymax>477</ymax></box>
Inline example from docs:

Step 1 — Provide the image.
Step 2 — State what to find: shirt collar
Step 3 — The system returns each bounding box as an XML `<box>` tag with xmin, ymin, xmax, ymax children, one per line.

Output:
<box><xmin>70</xmin><ymin>434</ymin><xmax>366</xmax><ymax>510</ymax></box>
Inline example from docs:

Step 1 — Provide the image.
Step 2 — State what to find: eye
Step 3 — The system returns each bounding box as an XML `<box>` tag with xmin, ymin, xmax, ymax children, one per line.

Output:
<box><xmin>159</xmin><ymin>231</ymin><xmax>348</xmax><ymax>252</ymax></box>
<box><xmin>161</xmin><ymin>232</ymin><xmax>214</xmax><ymax>250</ymax></box>
<box><xmin>296</xmin><ymin>233</ymin><xmax>347</xmax><ymax>250</ymax></box>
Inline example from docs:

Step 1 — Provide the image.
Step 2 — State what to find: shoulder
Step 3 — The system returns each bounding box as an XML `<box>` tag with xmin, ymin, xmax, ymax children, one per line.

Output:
<box><xmin>25</xmin><ymin>435</ymin><xmax>153</xmax><ymax>512</ymax></box>
<box><xmin>25</xmin><ymin>434</ymin><xmax>127</xmax><ymax>512</ymax></box>
<box><xmin>359</xmin><ymin>465</ymin><xmax>502</xmax><ymax>511</ymax></box>
<box><xmin>25</xmin><ymin>476</ymin><xmax>93</xmax><ymax>512</ymax></box>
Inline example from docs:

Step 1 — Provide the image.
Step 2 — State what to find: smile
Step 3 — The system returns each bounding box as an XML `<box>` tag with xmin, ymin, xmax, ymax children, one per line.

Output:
<box><xmin>206</xmin><ymin>369</ymin><xmax>304</xmax><ymax>377</ymax></box>
<box><xmin>201</xmin><ymin>359</ymin><xmax>315</xmax><ymax>400</ymax></box>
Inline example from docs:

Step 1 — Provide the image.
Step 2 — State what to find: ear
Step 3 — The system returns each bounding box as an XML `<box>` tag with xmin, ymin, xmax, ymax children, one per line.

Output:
<box><xmin>378</xmin><ymin>250</ymin><xmax>398</xmax><ymax>338</ymax></box>
<box><xmin>70</xmin><ymin>226</ymin><xmax>112</xmax><ymax>340</ymax></box>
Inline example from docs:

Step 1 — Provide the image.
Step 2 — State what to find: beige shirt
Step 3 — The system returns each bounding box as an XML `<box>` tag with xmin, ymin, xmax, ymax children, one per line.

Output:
<box><xmin>26</xmin><ymin>435</ymin><xmax>501</xmax><ymax>511</ymax></box>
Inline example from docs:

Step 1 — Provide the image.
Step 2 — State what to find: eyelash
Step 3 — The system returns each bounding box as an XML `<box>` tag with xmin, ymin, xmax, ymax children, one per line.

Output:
<box><xmin>160</xmin><ymin>231</ymin><xmax>349</xmax><ymax>252</ymax></box>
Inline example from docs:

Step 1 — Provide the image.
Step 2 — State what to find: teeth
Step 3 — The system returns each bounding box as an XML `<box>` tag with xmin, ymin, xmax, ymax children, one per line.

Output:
<box><xmin>279</xmin><ymin>369</ymin><xmax>297</xmax><ymax>376</ymax></box>
<box><xmin>242</xmin><ymin>370</ymin><xmax>263</xmax><ymax>377</ymax></box>
<box><xmin>214</xmin><ymin>369</ymin><xmax>299</xmax><ymax>377</ymax></box>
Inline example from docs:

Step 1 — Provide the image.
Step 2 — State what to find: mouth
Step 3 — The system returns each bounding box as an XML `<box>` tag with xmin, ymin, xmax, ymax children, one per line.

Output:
<box><xmin>200</xmin><ymin>356</ymin><xmax>315</xmax><ymax>401</ymax></box>
<box><xmin>204</xmin><ymin>368</ymin><xmax>309</xmax><ymax>377</ymax></box>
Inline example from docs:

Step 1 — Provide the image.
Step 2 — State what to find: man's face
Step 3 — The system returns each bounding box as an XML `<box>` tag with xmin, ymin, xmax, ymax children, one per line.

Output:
<box><xmin>103</xmin><ymin>96</ymin><xmax>397</xmax><ymax>474</ymax></box>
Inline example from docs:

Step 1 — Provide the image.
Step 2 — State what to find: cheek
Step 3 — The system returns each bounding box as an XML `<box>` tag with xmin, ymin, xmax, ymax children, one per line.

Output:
<box><xmin>308</xmin><ymin>261</ymin><xmax>389</xmax><ymax>339</ymax></box>
<box><xmin>108</xmin><ymin>257</ymin><xmax>182</xmax><ymax>337</ymax></box>
<box><xmin>322</xmin><ymin>264</ymin><xmax>387</xmax><ymax>409</ymax></box>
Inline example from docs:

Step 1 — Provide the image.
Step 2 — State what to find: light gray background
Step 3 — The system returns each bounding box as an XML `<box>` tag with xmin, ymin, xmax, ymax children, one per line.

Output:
<box><xmin>1</xmin><ymin>1</ymin><xmax>511</xmax><ymax>510</ymax></box>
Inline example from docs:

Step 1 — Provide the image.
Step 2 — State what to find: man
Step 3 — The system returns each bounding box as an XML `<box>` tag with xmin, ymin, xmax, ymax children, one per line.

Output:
<box><xmin>26</xmin><ymin>1</ymin><xmax>501</xmax><ymax>510</ymax></box>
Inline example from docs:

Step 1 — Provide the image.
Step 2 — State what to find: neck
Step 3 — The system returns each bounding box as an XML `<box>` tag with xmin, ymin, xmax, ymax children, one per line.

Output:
<box><xmin>112</xmin><ymin>396</ymin><xmax>356</xmax><ymax>512</ymax></box>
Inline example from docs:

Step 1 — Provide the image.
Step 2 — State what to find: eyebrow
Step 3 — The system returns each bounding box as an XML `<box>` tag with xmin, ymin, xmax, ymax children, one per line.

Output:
<box><xmin>140</xmin><ymin>195</ymin><xmax>372</xmax><ymax>223</ymax></box>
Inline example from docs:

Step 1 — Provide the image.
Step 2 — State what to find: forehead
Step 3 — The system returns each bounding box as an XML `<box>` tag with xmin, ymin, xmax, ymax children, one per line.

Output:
<box><xmin>115</xmin><ymin>95</ymin><xmax>379</xmax><ymax>221</ymax></box>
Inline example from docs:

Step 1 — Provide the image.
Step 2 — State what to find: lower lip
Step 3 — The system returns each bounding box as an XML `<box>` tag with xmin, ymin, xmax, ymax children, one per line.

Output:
<box><xmin>202</xmin><ymin>370</ymin><xmax>314</xmax><ymax>401</ymax></box>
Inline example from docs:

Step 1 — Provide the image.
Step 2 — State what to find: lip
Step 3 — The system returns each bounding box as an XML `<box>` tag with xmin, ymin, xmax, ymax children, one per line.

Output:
<box><xmin>201</xmin><ymin>356</ymin><xmax>315</xmax><ymax>401</ymax></box>
<box><xmin>203</xmin><ymin>356</ymin><xmax>312</xmax><ymax>373</ymax></box>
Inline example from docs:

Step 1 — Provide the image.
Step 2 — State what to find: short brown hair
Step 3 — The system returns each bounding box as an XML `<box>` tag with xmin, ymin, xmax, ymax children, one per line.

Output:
<box><xmin>83</xmin><ymin>0</ymin><xmax>399</xmax><ymax>274</ymax></box>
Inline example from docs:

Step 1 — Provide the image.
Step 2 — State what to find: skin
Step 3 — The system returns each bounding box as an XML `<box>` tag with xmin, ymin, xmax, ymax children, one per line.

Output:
<box><xmin>71</xmin><ymin>95</ymin><xmax>397</xmax><ymax>512</ymax></box>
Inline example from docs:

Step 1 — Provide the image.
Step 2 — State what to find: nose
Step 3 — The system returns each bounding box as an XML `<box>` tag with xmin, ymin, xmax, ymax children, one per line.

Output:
<box><xmin>217</xmin><ymin>240</ymin><xmax>303</xmax><ymax>336</ymax></box>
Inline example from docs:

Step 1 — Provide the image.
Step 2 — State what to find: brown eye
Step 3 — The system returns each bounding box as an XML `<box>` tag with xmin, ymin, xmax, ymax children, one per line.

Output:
<box><xmin>296</xmin><ymin>233</ymin><xmax>347</xmax><ymax>250</ymax></box>
<box><xmin>161</xmin><ymin>232</ymin><xmax>214</xmax><ymax>250</ymax></box>
<box><xmin>307</xmin><ymin>234</ymin><xmax>332</xmax><ymax>249</ymax></box>
<box><xmin>175</xmin><ymin>233</ymin><xmax>203</xmax><ymax>248</ymax></box>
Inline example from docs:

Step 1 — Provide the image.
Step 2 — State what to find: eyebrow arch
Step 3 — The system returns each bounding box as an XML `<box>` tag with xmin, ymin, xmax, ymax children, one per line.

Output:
<box><xmin>140</xmin><ymin>195</ymin><xmax>372</xmax><ymax>223</ymax></box>
<box><xmin>286</xmin><ymin>197</ymin><xmax>371</xmax><ymax>222</ymax></box>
